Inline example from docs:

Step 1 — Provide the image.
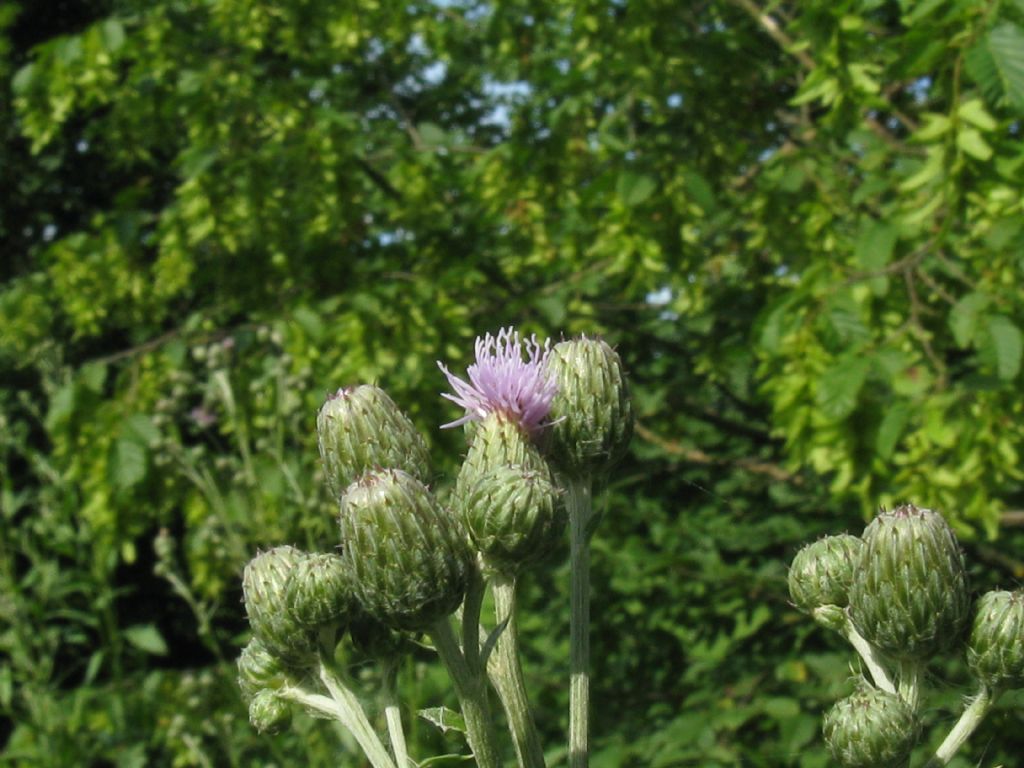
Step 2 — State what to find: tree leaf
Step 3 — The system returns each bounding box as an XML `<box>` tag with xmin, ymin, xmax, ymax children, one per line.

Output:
<box><xmin>110</xmin><ymin>438</ymin><xmax>147</xmax><ymax>489</ymax></box>
<box><xmin>956</xmin><ymin>127</ymin><xmax>993</xmax><ymax>161</ymax></box>
<box><xmin>987</xmin><ymin>24</ymin><xmax>1024</xmax><ymax>112</ymax></box>
<box><xmin>417</xmin><ymin>122</ymin><xmax>447</xmax><ymax>146</ymax></box>
<box><xmin>949</xmin><ymin>292</ymin><xmax>990</xmax><ymax>348</ymax></box>
<box><xmin>876</xmin><ymin>402</ymin><xmax>911</xmax><ymax>459</ymax></box>
<box><xmin>124</xmin><ymin>624</ymin><xmax>168</xmax><ymax>656</ymax></box>
<box><xmin>816</xmin><ymin>356</ymin><xmax>871</xmax><ymax>422</ymax></box>
<box><xmin>987</xmin><ymin>315</ymin><xmax>1023</xmax><ymax>380</ymax></box>
<box><xmin>617</xmin><ymin>172</ymin><xmax>656</xmax><ymax>206</ymax></box>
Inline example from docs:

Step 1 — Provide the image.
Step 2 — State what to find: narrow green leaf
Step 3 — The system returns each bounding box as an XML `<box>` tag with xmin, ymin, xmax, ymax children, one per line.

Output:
<box><xmin>124</xmin><ymin>624</ymin><xmax>168</xmax><ymax>656</ymax></box>
<box><xmin>418</xmin><ymin>706</ymin><xmax>467</xmax><ymax>735</ymax></box>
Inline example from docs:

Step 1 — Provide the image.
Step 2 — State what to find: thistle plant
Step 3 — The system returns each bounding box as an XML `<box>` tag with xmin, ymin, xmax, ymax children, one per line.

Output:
<box><xmin>790</xmin><ymin>503</ymin><xmax>1024</xmax><ymax>767</ymax></box>
<box><xmin>236</xmin><ymin>327</ymin><xmax>632</xmax><ymax>768</ymax></box>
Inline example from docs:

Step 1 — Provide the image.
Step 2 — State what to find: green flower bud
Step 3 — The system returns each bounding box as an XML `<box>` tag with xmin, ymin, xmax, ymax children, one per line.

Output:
<box><xmin>317</xmin><ymin>385</ymin><xmax>431</xmax><ymax>496</ymax></box>
<box><xmin>339</xmin><ymin>469</ymin><xmax>469</xmax><ymax>631</ymax></box>
<box><xmin>789</xmin><ymin>535</ymin><xmax>863</xmax><ymax>630</ymax></box>
<box><xmin>284</xmin><ymin>553</ymin><xmax>352</xmax><ymax>629</ymax></box>
<box><xmin>462</xmin><ymin>463</ymin><xmax>563</xmax><ymax>575</ymax></box>
<box><xmin>349</xmin><ymin>611</ymin><xmax>410</xmax><ymax>662</ymax></box>
<box><xmin>849</xmin><ymin>504</ymin><xmax>969</xmax><ymax>660</ymax></box>
<box><xmin>823</xmin><ymin>685</ymin><xmax>918</xmax><ymax>768</ymax></box>
<box><xmin>248</xmin><ymin>689</ymin><xmax>292</xmax><ymax>734</ymax></box>
<box><xmin>242</xmin><ymin>546</ymin><xmax>317</xmax><ymax>667</ymax></box>
<box><xmin>967</xmin><ymin>589</ymin><xmax>1024</xmax><ymax>689</ymax></box>
<box><xmin>237</xmin><ymin>637</ymin><xmax>289</xmax><ymax>703</ymax></box>
<box><xmin>546</xmin><ymin>337</ymin><xmax>633</xmax><ymax>477</ymax></box>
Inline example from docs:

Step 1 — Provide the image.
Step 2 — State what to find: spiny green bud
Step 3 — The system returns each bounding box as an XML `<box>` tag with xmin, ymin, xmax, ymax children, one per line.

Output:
<box><xmin>546</xmin><ymin>337</ymin><xmax>633</xmax><ymax>477</ymax></box>
<box><xmin>237</xmin><ymin>637</ymin><xmax>289</xmax><ymax>703</ymax></box>
<box><xmin>317</xmin><ymin>385</ymin><xmax>431</xmax><ymax>496</ymax></box>
<box><xmin>339</xmin><ymin>469</ymin><xmax>469</xmax><ymax>631</ymax></box>
<box><xmin>967</xmin><ymin>589</ymin><xmax>1024</xmax><ymax>689</ymax></box>
<box><xmin>284</xmin><ymin>553</ymin><xmax>352</xmax><ymax>629</ymax></box>
<box><xmin>349</xmin><ymin>611</ymin><xmax>410</xmax><ymax>662</ymax></box>
<box><xmin>823</xmin><ymin>685</ymin><xmax>918</xmax><ymax>768</ymax></box>
<box><xmin>789</xmin><ymin>535</ymin><xmax>863</xmax><ymax>631</ymax></box>
<box><xmin>248</xmin><ymin>689</ymin><xmax>292</xmax><ymax>734</ymax></box>
<box><xmin>453</xmin><ymin>413</ymin><xmax>549</xmax><ymax>509</ymax></box>
<box><xmin>242</xmin><ymin>546</ymin><xmax>317</xmax><ymax>667</ymax></box>
<box><xmin>463</xmin><ymin>463</ymin><xmax>564</xmax><ymax>576</ymax></box>
<box><xmin>849</xmin><ymin>504</ymin><xmax>969</xmax><ymax>660</ymax></box>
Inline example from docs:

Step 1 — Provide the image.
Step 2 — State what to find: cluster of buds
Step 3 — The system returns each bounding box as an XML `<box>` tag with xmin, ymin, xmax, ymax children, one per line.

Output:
<box><xmin>236</xmin><ymin>328</ymin><xmax>632</xmax><ymax>768</ymax></box>
<box><xmin>789</xmin><ymin>504</ymin><xmax>1024</xmax><ymax>767</ymax></box>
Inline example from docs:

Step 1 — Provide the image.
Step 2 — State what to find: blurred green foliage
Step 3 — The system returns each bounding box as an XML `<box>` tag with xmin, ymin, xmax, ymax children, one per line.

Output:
<box><xmin>3</xmin><ymin>0</ymin><xmax>1024</xmax><ymax>765</ymax></box>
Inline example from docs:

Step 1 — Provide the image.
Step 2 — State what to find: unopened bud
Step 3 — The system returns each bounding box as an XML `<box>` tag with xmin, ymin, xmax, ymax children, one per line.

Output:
<box><xmin>546</xmin><ymin>337</ymin><xmax>632</xmax><ymax>477</ymax></box>
<box><xmin>317</xmin><ymin>385</ymin><xmax>431</xmax><ymax>496</ymax></box>
<box><xmin>849</xmin><ymin>504</ymin><xmax>969</xmax><ymax>660</ymax></box>
<box><xmin>967</xmin><ymin>589</ymin><xmax>1024</xmax><ymax>689</ymax></box>
<box><xmin>823</xmin><ymin>685</ymin><xmax>918</xmax><ymax>768</ymax></box>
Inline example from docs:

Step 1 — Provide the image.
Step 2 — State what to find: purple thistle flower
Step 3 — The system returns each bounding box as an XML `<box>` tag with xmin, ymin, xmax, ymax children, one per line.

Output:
<box><xmin>438</xmin><ymin>327</ymin><xmax>558</xmax><ymax>434</ymax></box>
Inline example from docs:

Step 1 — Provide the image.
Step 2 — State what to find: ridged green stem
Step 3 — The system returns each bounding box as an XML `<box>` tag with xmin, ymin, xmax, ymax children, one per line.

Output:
<box><xmin>429</xmin><ymin>618</ymin><xmax>501</xmax><ymax>768</ymax></box>
<box><xmin>491</xmin><ymin>575</ymin><xmax>547</xmax><ymax>768</ymax></box>
<box><xmin>567</xmin><ymin>475</ymin><xmax>593</xmax><ymax>768</ymax></box>
<box><xmin>924</xmin><ymin>686</ymin><xmax>998</xmax><ymax>767</ymax></box>
<box><xmin>841</xmin><ymin>620</ymin><xmax>897</xmax><ymax>694</ymax></box>
<box><xmin>313</xmin><ymin>660</ymin><xmax>397</xmax><ymax>768</ymax></box>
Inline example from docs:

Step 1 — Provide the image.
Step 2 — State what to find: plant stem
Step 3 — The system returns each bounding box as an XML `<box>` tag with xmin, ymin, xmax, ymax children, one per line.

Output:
<box><xmin>842</xmin><ymin>621</ymin><xmax>897</xmax><ymax>694</ymax></box>
<box><xmin>382</xmin><ymin>662</ymin><xmax>410</xmax><ymax>768</ymax></box>
<box><xmin>429</xmin><ymin>618</ymin><xmax>502</xmax><ymax>768</ymax></box>
<box><xmin>924</xmin><ymin>686</ymin><xmax>998</xmax><ymax>767</ymax></box>
<box><xmin>566</xmin><ymin>475</ymin><xmax>593</xmax><ymax>768</ymax></box>
<box><xmin>278</xmin><ymin>660</ymin><xmax>397</xmax><ymax>768</ymax></box>
<box><xmin>462</xmin><ymin>566</ymin><xmax>485</xmax><ymax>671</ymax></box>
<box><xmin>491</xmin><ymin>575</ymin><xmax>547</xmax><ymax>768</ymax></box>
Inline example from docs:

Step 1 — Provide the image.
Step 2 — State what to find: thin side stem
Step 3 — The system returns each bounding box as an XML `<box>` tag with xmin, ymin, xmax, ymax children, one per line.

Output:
<box><xmin>924</xmin><ymin>686</ymin><xmax>998</xmax><ymax>768</ymax></box>
<box><xmin>316</xmin><ymin>661</ymin><xmax>397</xmax><ymax>768</ymax></box>
<box><xmin>842</xmin><ymin>622</ymin><xmax>897</xmax><ymax>694</ymax></box>
<box><xmin>491</xmin><ymin>575</ymin><xmax>547</xmax><ymax>768</ymax></box>
<box><xmin>429</xmin><ymin>618</ymin><xmax>502</xmax><ymax>768</ymax></box>
<box><xmin>382</xmin><ymin>663</ymin><xmax>410</xmax><ymax>768</ymax></box>
<box><xmin>567</xmin><ymin>475</ymin><xmax>593</xmax><ymax>768</ymax></box>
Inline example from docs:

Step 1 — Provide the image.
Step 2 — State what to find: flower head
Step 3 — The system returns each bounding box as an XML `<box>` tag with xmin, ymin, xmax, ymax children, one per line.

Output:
<box><xmin>438</xmin><ymin>327</ymin><xmax>557</xmax><ymax>434</ymax></box>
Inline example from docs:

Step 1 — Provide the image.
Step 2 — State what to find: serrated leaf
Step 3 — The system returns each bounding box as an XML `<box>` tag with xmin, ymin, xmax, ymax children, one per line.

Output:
<box><xmin>965</xmin><ymin>41</ymin><xmax>1002</xmax><ymax>105</ymax></box>
<box><xmin>123</xmin><ymin>414</ymin><xmax>160</xmax><ymax>446</ymax></box>
<box><xmin>988</xmin><ymin>24</ymin><xmax>1024</xmax><ymax>112</ymax></box>
<box><xmin>987</xmin><ymin>315</ymin><xmax>1022</xmax><ymax>380</ymax></box>
<box><xmin>957</xmin><ymin>127</ymin><xmax>993</xmax><ymax>160</ymax></box>
<box><xmin>617</xmin><ymin>172</ymin><xmax>656</xmax><ymax>206</ymax></box>
<box><xmin>816</xmin><ymin>356</ymin><xmax>870</xmax><ymax>422</ymax></box>
<box><xmin>876</xmin><ymin>403</ymin><xmax>911</xmax><ymax>459</ymax></box>
<box><xmin>418</xmin><ymin>706</ymin><xmax>466</xmax><ymax>735</ymax></box>
<box><xmin>124</xmin><ymin>624</ymin><xmax>168</xmax><ymax>656</ymax></box>
<box><xmin>949</xmin><ymin>292</ymin><xmax>990</xmax><ymax>347</ymax></box>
